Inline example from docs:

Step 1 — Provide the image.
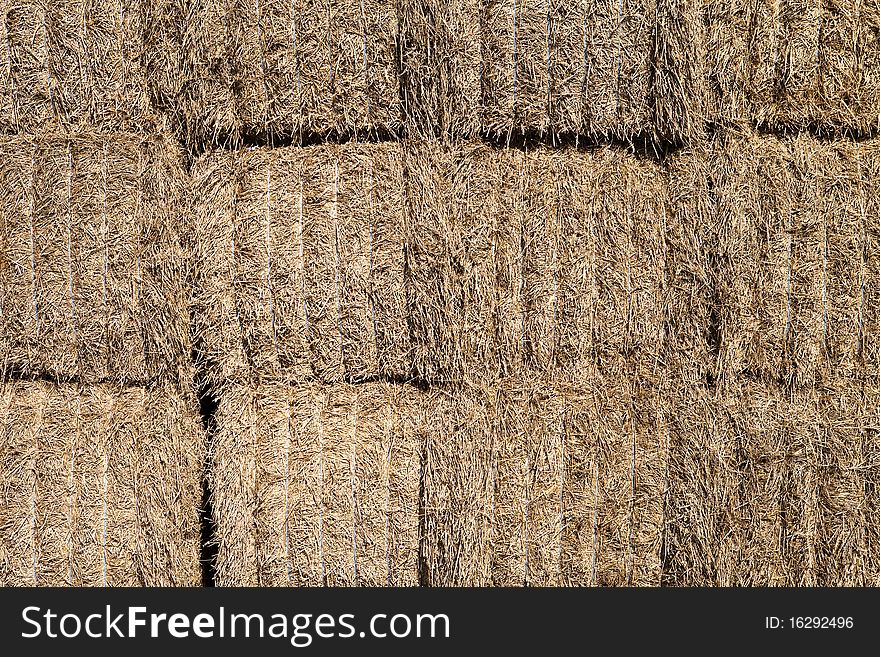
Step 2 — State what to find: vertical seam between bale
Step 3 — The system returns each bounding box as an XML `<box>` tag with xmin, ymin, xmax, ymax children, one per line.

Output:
<box><xmin>615</xmin><ymin>0</ymin><xmax>623</xmax><ymax>120</ymax></box>
<box><xmin>546</xmin><ymin>0</ymin><xmax>552</xmax><ymax>135</ymax></box>
<box><xmin>815</xmin><ymin>0</ymin><xmax>823</xmax><ymax>95</ymax></box>
<box><xmin>523</xmin><ymin>400</ymin><xmax>530</xmax><ymax>586</ymax></box>
<box><xmin>591</xmin><ymin>454</ymin><xmax>598</xmax><ymax>586</ymax></box>
<box><xmin>785</xmin><ymin>194</ymin><xmax>793</xmax><ymax>375</ymax></box>
<box><xmin>134</xmin><ymin>389</ymin><xmax>146</xmax><ymax>584</ymax></box>
<box><xmin>820</xmin><ymin>165</ymin><xmax>828</xmax><ymax>370</ymax></box>
<box><xmin>78</xmin><ymin>0</ymin><xmax>89</xmax><ymax>122</ymax></box>
<box><xmin>66</xmin><ymin>142</ymin><xmax>79</xmax><ymax>377</ymax></box>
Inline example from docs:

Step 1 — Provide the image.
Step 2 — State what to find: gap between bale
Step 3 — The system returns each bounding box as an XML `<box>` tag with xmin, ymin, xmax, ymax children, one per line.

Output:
<box><xmin>0</xmin><ymin>380</ymin><xmax>204</xmax><ymax>586</ymax></box>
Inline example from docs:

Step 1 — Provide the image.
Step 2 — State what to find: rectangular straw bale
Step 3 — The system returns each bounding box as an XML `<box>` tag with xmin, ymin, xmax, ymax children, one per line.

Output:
<box><xmin>211</xmin><ymin>382</ymin><xmax>420</xmax><ymax>586</ymax></box>
<box><xmin>191</xmin><ymin>143</ymin><xmax>408</xmax><ymax>387</ymax></box>
<box><xmin>664</xmin><ymin>147</ymin><xmax>715</xmax><ymax>383</ymax></box>
<box><xmin>713</xmin><ymin>134</ymin><xmax>801</xmax><ymax>386</ymax></box>
<box><xmin>560</xmin><ymin>372</ymin><xmax>668</xmax><ymax>586</ymax></box>
<box><xmin>399</xmin><ymin>0</ymin><xmax>482</xmax><ymax>138</ymax></box>
<box><xmin>714</xmin><ymin>133</ymin><xmax>874</xmax><ymax>387</ymax></box>
<box><xmin>862</xmin><ymin>379</ymin><xmax>880</xmax><ymax>584</ymax></box>
<box><xmin>582</xmin><ymin>0</ymin><xmax>654</xmax><ymax>137</ymax></box>
<box><xmin>0</xmin><ymin>381</ymin><xmax>203</xmax><ymax>586</ymax></box>
<box><xmin>176</xmin><ymin>0</ymin><xmax>398</xmax><ymax>144</ymax></box>
<box><xmin>662</xmin><ymin>383</ymin><xmax>744</xmax><ymax>586</ymax></box>
<box><xmin>492</xmin><ymin>378</ymin><xmax>565</xmax><ymax>586</ymax></box>
<box><xmin>798</xmin><ymin>138</ymin><xmax>866</xmax><ymax>381</ymax></box>
<box><xmin>708</xmin><ymin>0</ymin><xmax>880</xmax><ymax>131</ymax></box>
<box><xmin>554</xmin><ymin>148</ymin><xmax>666</xmax><ymax>381</ymax></box>
<box><xmin>0</xmin><ymin>131</ymin><xmax>189</xmax><ymax>385</ymax></box>
<box><xmin>482</xmin><ymin>0</ymin><xmax>550</xmax><ymax>135</ymax></box>
<box><xmin>547</xmin><ymin>0</ymin><xmax>586</xmax><ymax>134</ymax></box>
<box><xmin>724</xmin><ymin>381</ymin><xmax>816</xmax><ymax>585</ymax></box>
<box><xmin>404</xmin><ymin>142</ymin><xmax>517</xmax><ymax>383</ymax></box>
<box><xmin>0</xmin><ymin>1</ymin><xmax>158</xmax><ymax>133</ymax></box>
<box><xmin>420</xmin><ymin>384</ymin><xmax>494</xmax><ymax>585</ymax></box>
<box><xmin>813</xmin><ymin>379</ymin><xmax>876</xmax><ymax>585</ymax></box>
<box><xmin>653</xmin><ymin>0</ymin><xmax>708</xmax><ymax>141</ymax></box>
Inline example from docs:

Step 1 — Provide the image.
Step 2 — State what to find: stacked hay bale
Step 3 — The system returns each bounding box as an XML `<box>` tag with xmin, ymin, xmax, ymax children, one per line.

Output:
<box><xmin>707</xmin><ymin>0</ymin><xmax>880</xmax><ymax>133</ymax></box>
<box><xmin>156</xmin><ymin>0</ymin><xmax>400</xmax><ymax>147</ymax></box>
<box><xmin>662</xmin><ymin>132</ymin><xmax>880</xmax><ymax>586</ymax></box>
<box><xmin>0</xmin><ymin>132</ymin><xmax>204</xmax><ymax>586</ymax></box>
<box><xmin>0</xmin><ymin>0</ymin><xmax>173</xmax><ymax>133</ymax></box>
<box><xmin>400</xmin><ymin>0</ymin><xmax>707</xmax><ymax>141</ymax></box>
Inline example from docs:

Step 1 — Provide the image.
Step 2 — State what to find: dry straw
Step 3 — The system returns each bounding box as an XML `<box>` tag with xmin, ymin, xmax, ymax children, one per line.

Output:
<box><xmin>191</xmin><ymin>142</ymin><xmax>409</xmax><ymax>388</ymax></box>
<box><xmin>0</xmin><ymin>381</ymin><xmax>204</xmax><ymax>586</ymax></box>
<box><xmin>0</xmin><ymin>0</ymin><xmax>163</xmax><ymax>132</ymax></box>
<box><xmin>663</xmin><ymin>378</ymin><xmax>880</xmax><ymax>586</ymax></box>
<box><xmin>164</xmin><ymin>0</ymin><xmax>399</xmax><ymax>145</ymax></box>
<box><xmin>399</xmin><ymin>0</ymin><xmax>482</xmax><ymax>139</ymax></box>
<box><xmin>404</xmin><ymin>142</ymin><xmax>667</xmax><ymax>384</ymax></box>
<box><xmin>678</xmin><ymin>131</ymin><xmax>880</xmax><ymax>387</ymax></box>
<box><xmin>0</xmin><ymin>130</ymin><xmax>190</xmax><ymax>385</ymax></box>
<box><xmin>420</xmin><ymin>374</ymin><xmax>668</xmax><ymax>586</ymax></box>
<box><xmin>211</xmin><ymin>382</ymin><xmax>420</xmax><ymax>586</ymax></box>
<box><xmin>707</xmin><ymin>0</ymin><xmax>880</xmax><ymax>132</ymax></box>
<box><xmin>401</xmin><ymin>0</ymin><xmax>704</xmax><ymax>140</ymax></box>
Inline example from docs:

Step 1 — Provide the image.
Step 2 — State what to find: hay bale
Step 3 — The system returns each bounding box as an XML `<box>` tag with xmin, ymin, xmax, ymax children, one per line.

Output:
<box><xmin>191</xmin><ymin>142</ymin><xmax>409</xmax><ymax>387</ymax></box>
<box><xmin>418</xmin><ymin>384</ymin><xmax>492</xmax><ymax>585</ymax></box>
<box><xmin>0</xmin><ymin>381</ymin><xmax>203</xmax><ymax>586</ymax></box>
<box><xmin>399</xmin><ymin>0</ymin><xmax>482</xmax><ymax>139</ymax></box>
<box><xmin>653</xmin><ymin>0</ymin><xmax>708</xmax><ymax>141</ymax></box>
<box><xmin>0</xmin><ymin>1</ymin><xmax>160</xmax><ymax>132</ymax></box>
<box><xmin>0</xmin><ymin>131</ymin><xmax>189</xmax><ymax>385</ymax></box>
<box><xmin>491</xmin><ymin>378</ymin><xmax>565</xmax><ymax>585</ymax></box>
<box><xmin>404</xmin><ymin>143</ymin><xmax>666</xmax><ymax>384</ymax></box>
<box><xmin>664</xmin><ymin>146</ymin><xmax>715</xmax><ymax>384</ymax></box>
<box><xmin>170</xmin><ymin>0</ymin><xmax>399</xmax><ymax>145</ymax></box>
<box><xmin>480</xmin><ymin>0</ymin><xmax>654</xmax><ymax>137</ymax></box>
<box><xmin>554</xmin><ymin>147</ymin><xmax>666</xmax><ymax>381</ymax></box>
<box><xmin>560</xmin><ymin>372</ymin><xmax>668</xmax><ymax>586</ymax></box>
<box><xmin>404</xmin><ymin>142</ymin><xmax>515</xmax><ymax>382</ymax></box>
<box><xmin>861</xmin><ymin>142</ymin><xmax>880</xmax><ymax>379</ymax></box>
<box><xmin>704</xmin><ymin>132</ymin><xmax>878</xmax><ymax>387</ymax></box>
<box><xmin>708</xmin><ymin>0</ymin><xmax>880</xmax><ymax>132</ymax></box>
<box><xmin>211</xmin><ymin>382</ymin><xmax>420</xmax><ymax>586</ymax></box>
<box><xmin>664</xmin><ymin>377</ymin><xmax>880</xmax><ymax>586</ymax></box>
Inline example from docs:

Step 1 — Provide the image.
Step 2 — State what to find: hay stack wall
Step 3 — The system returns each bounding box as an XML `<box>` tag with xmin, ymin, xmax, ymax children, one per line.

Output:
<box><xmin>167</xmin><ymin>0</ymin><xmax>399</xmax><ymax>145</ymax></box>
<box><xmin>405</xmin><ymin>142</ymin><xmax>666</xmax><ymax>384</ymax></box>
<box><xmin>0</xmin><ymin>131</ymin><xmax>190</xmax><ymax>385</ymax></box>
<box><xmin>0</xmin><ymin>0</ymin><xmax>162</xmax><ymax>133</ymax></box>
<box><xmin>708</xmin><ymin>0</ymin><xmax>880</xmax><ymax>132</ymax></box>
<box><xmin>211</xmin><ymin>382</ymin><xmax>420</xmax><ymax>586</ymax></box>
<box><xmin>0</xmin><ymin>381</ymin><xmax>204</xmax><ymax>586</ymax></box>
<box><xmin>191</xmin><ymin>142</ymin><xmax>409</xmax><ymax>388</ymax></box>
